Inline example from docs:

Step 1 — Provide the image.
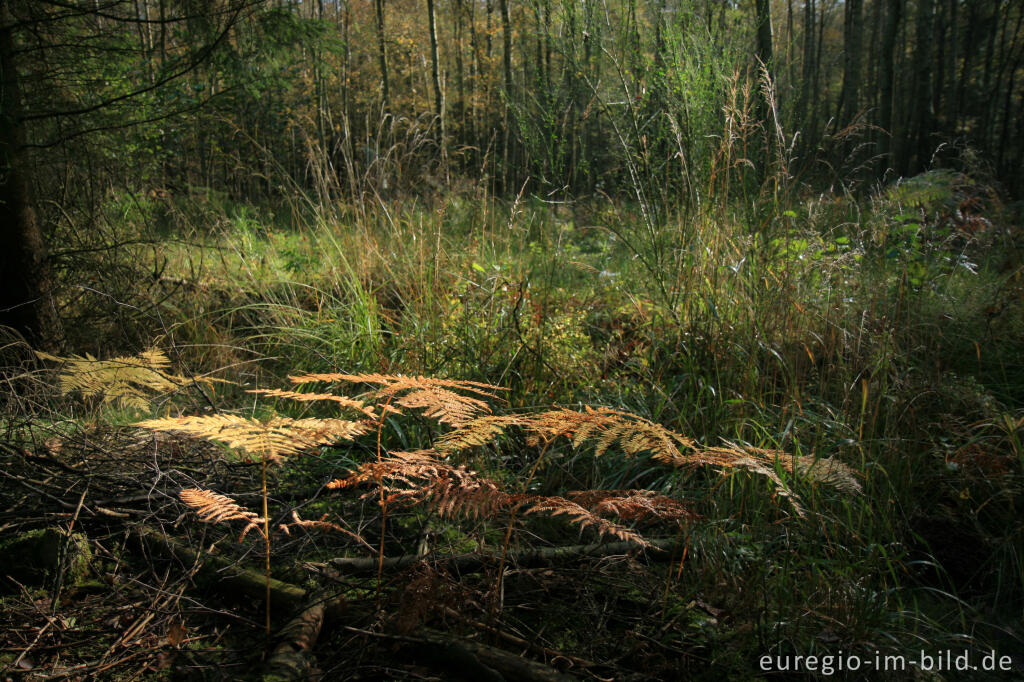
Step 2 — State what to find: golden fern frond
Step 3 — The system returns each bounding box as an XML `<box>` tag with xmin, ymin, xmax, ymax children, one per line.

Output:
<box><xmin>137</xmin><ymin>414</ymin><xmax>370</xmax><ymax>463</ymax></box>
<box><xmin>290</xmin><ymin>372</ymin><xmax>507</xmax><ymax>399</ymax></box>
<box><xmin>523</xmin><ymin>406</ymin><xmax>695</xmax><ymax>460</ymax></box>
<box><xmin>435</xmin><ymin>415</ymin><xmax>527</xmax><ymax>454</ymax></box>
<box><xmin>37</xmin><ymin>349</ymin><xmax>223</xmax><ymax>409</ymax></box>
<box><xmin>179</xmin><ymin>488</ymin><xmax>265</xmax><ymax>540</ymax></box>
<box><xmin>245</xmin><ymin>388</ymin><xmax>380</xmax><ymax>418</ymax></box>
<box><xmin>289</xmin><ymin>373</ymin><xmax>505</xmax><ymax>426</ymax></box>
<box><xmin>567</xmin><ymin>489</ymin><xmax>699</xmax><ymax>523</ymax></box>
<box><xmin>326</xmin><ymin>449</ymin><xmax>442</xmax><ymax>489</ymax></box>
<box><xmin>518</xmin><ymin>495</ymin><xmax>651</xmax><ymax>547</ymax></box>
<box><xmin>392</xmin><ymin>385</ymin><xmax>491</xmax><ymax>426</ymax></box>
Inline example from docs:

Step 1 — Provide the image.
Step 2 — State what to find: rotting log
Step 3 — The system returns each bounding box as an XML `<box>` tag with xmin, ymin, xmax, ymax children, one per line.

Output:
<box><xmin>133</xmin><ymin>527</ymin><xmax>337</xmax><ymax>682</ymax></box>
<box><xmin>132</xmin><ymin>527</ymin><xmax>613</xmax><ymax>681</ymax></box>
<box><xmin>132</xmin><ymin>526</ymin><xmax>307</xmax><ymax>611</ymax></box>
<box><xmin>312</xmin><ymin>538</ymin><xmax>681</xmax><ymax>576</ymax></box>
<box><xmin>351</xmin><ymin>626</ymin><xmax>581</xmax><ymax>682</ymax></box>
<box><xmin>263</xmin><ymin>591</ymin><xmax>329</xmax><ymax>682</ymax></box>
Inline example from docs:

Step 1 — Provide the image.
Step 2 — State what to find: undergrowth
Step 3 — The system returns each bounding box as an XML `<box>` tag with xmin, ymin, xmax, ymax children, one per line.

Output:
<box><xmin>7</xmin><ymin>167</ymin><xmax>1024</xmax><ymax>678</ymax></box>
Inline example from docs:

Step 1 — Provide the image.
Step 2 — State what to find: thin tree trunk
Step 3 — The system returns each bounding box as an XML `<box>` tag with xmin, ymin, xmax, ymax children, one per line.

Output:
<box><xmin>797</xmin><ymin>0</ymin><xmax>815</xmax><ymax>144</ymax></box>
<box><xmin>498</xmin><ymin>0</ymin><xmax>513</xmax><ymax>184</ymax></box>
<box><xmin>454</xmin><ymin>0</ymin><xmax>466</xmax><ymax>129</ymax></box>
<box><xmin>427</xmin><ymin>0</ymin><xmax>443</xmax><ymax>127</ymax></box>
<box><xmin>375</xmin><ymin>0</ymin><xmax>389</xmax><ymax>111</ymax></box>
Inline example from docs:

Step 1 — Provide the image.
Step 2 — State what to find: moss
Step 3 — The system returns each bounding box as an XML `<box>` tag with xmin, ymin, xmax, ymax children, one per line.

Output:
<box><xmin>0</xmin><ymin>528</ymin><xmax>92</xmax><ymax>593</ymax></box>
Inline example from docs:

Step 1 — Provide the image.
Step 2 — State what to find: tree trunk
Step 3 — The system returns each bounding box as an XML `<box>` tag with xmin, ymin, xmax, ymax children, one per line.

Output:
<box><xmin>375</xmin><ymin>0</ymin><xmax>389</xmax><ymax>111</ymax></box>
<box><xmin>797</xmin><ymin>0</ymin><xmax>816</xmax><ymax>146</ymax></box>
<box><xmin>427</xmin><ymin>0</ymin><xmax>443</xmax><ymax>130</ymax></box>
<box><xmin>912</xmin><ymin>0</ymin><xmax>934</xmax><ymax>172</ymax></box>
<box><xmin>755</xmin><ymin>0</ymin><xmax>774</xmax><ymax>124</ymax></box>
<box><xmin>0</xmin><ymin>4</ymin><xmax>59</xmax><ymax>349</ymax></box>
<box><xmin>498</xmin><ymin>0</ymin><xmax>513</xmax><ymax>185</ymax></box>
<box><xmin>839</xmin><ymin>0</ymin><xmax>863</xmax><ymax>129</ymax></box>
<box><xmin>878</xmin><ymin>0</ymin><xmax>903</xmax><ymax>173</ymax></box>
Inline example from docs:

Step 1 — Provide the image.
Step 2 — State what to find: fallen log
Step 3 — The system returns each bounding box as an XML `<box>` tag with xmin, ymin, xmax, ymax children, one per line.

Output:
<box><xmin>347</xmin><ymin>626</ymin><xmax>581</xmax><ymax>682</ymax></box>
<box><xmin>133</xmin><ymin>527</ymin><xmax>333</xmax><ymax>682</ymax></box>
<box><xmin>263</xmin><ymin>591</ymin><xmax>328</xmax><ymax>682</ymax></box>
<box><xmin>312</xmin><ymin>537</ymin><xmax>681</xmax><ymax>576</ymax></box>
<box><xmin>132</xmin><ymin>526</ymin><xmax>617</xmax><ymax>681</ymax></box>
<box><xmin>132</xmin><ymin>526</ymin><xmax>307</xmax><ymax>611</ymax></box>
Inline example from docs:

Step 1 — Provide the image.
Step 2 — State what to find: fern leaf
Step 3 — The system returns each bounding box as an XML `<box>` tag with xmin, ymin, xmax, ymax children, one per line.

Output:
<box><xmin>435</xmin><ymin>415</ymin><xmax>525</xmax><ymax>454</ymax></box>
<box><xmin>568</xmin><ymin>489</ymin><xmax>698</xmax><ymax>523</ymax></box>
<box><xmin>137</xmin><ymin>414</ymin><xmax>370</xmax><ymax>463</ymax></box>
<box><xmin>289</xmin><ymin>373</ymin><xmax>505</xmax><ymax>425</ymax></box>
<box><xmin>519</xmin><ymin>496</ymin><xmax>651</xmax><ymax>547</ymax></box>
<box><xmin>179</xmin><ymin>488</ymin><xmax>265</xmax><ymax>539</ymax></box>
<box><xmin>37</xmin><ymin>349</ymin><xmax>225</xmax><ymax>409</ymax></box>
<box><xmin>246</xmin><ymin>388</ymin><xmax>379</xmax><ymax>418</ymax></box>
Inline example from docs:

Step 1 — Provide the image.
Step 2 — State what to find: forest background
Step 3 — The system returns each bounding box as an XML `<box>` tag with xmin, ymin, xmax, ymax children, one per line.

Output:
<box><xmin>1</xmin><ymin>0</ymin><xmax>1023</xmax><ymax>679</ymax></box>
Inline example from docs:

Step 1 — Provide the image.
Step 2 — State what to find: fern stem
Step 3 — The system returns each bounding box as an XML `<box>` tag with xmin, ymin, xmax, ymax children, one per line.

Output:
<box><xmin>262</xmin><ymin>457</ymin><xmax>271</xmax><ymax>636</ymax></box>
<box><xmin>489</xmin><ymin>437</ymin><xmax>555</xmax><ymax>623</ymax></box>
<box><xmin>375</xmin><ymin>393</ymin><xmax>396</xmax><ymax>597</ymax></box>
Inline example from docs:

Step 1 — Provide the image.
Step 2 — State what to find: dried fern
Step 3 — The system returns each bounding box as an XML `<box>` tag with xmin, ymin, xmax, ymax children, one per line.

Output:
<box><xmin>137</xmin><ymin>414</ymin><xmax>370</xmax><ymax>463</ymax></box>
<box><xmin>329</xmin><ymin>451</ymin><xmax>654</xmax><ymax>546</ymax></box>
<box><xmin>279</xmin><ymin>511</ymin><xmax>373</xmax><ymax>549</ymax></box>
<box><xmin>179</xmin><ymin>488</ymin><xmax>265</xmax><ymax>540</ymax></box>
<box><xmin>289</xmin><ymin>373</ymin><xmax>506</xmax><ymax>426</ymax></box>
<box><xmin>37</xmin><ymin>349</ymin><xmax>222</xmax><ymax>409</ymax></box>
<box><xmin>517</xmin><ymin>495</ymin><xmax>652</xmax><ymax>547</ymax></box>
<box><xmin>567</xmin><ymin>489</ymin><xmax>698</xmax><ymax>523</ymax></box>
<box><xmin>329</xmin><ymin>450</ymin><xmax>509</xmax><ymax>520</ymax></box>
<box><xmin>245</xmin><ymin>388</ymin><xmax>379</xmax><ymax>418</ymax></box>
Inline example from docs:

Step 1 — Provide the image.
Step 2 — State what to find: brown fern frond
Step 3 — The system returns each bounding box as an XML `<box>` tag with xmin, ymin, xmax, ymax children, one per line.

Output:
<box><xmin>179</xmin><ymin>488</ymin><xmax>265</xmax><ymax>539</ymax></box>
<box><xmin>137</xmin><ymin>414</ymin><xmax>370</xmax><ymax>463</ymax></box>
<box><xmin>716</xmin><ymin>444</ymin><xmax>861</xmax><ymax>494</ymax></box>
<box><xmin>289</xmin><ymin>373</ymin><xmax>505</xmax><ymax>426</ymax></box>
<box><xmin>37</xmin><ymin>349</ymin><xmax>225</xmax><ymax>409</ymax></box>
<box><xmin>282</xmin><ymin>510</ymin><xmax>374</xmax><ymax>550</ymax></box>
<box><xmin>435</xmin><ymin>415</ymin><xmax>527</xmax><ymax>454</ymax></box>
<box><xmin>567</xmin><ymin>489</ymin><xmax>699</xmax><ymax>523</ymax></box>
<box><xmin>245</xmin><ymin>388</ymin><xmax>380</xmax><ymax>418</ymax></box>
<box><xmin>518</xmin><ymin>495</ymin><xmax>651</xmax><ymax>547</ymax></box>
<box><xmin>328</xmin><ymin>450</ymin><xmax>507</xmax><ymax>519</ymax></box>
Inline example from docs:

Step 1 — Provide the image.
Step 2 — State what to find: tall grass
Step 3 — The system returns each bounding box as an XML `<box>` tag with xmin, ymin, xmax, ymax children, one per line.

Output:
<box><xmin>49</xmin><ymin>158</ymin><xmax>1024</xmax><ymax>675</ymax></box>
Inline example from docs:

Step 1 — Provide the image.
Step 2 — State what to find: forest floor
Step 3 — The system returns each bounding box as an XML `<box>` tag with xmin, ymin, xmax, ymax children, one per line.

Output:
<box><xmin>3</xmin><ymin>171</ymin><xmax>1024</xmax><ymax>680</ymax></box>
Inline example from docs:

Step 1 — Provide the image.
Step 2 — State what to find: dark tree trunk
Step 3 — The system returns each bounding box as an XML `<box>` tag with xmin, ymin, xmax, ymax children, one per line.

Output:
<box><xmin>498</xmin><ymin>0</ymin><xmax>513</xmax><ymax>186</ymax></box>
<box><xmin>797</xmin><ymin>0</ymin><xmax>816</xmax><ymax>149</ymax></box>
<box><xmin>912</xmin><ymin>0</ymin><xmax>934</xmax><ymax>172</ymax></box>
<box><xmin>878</xmin><ymin>0</ymin><xmax>903</xmax><ymax>173</ymax></box>
<box><xmin>839</xmin><ymin>0</ymin><xmax>863</xmax><ymax>128</ymax></box>
<box><xmin>0</xmin><ymin>4</ymin><xmax>59</xmax><ymax>348</ymax></box>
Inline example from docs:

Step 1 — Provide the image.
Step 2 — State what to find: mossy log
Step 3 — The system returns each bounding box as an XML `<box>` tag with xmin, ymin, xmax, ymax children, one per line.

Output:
<box><xmin>314</xmin><ymin>537</ymin><xmax>680</xmax><ymax>576</ymax></box>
